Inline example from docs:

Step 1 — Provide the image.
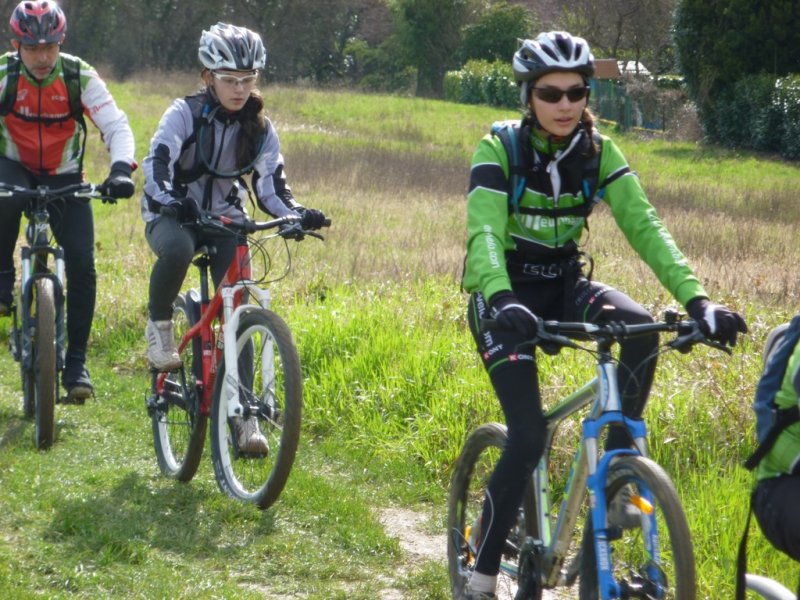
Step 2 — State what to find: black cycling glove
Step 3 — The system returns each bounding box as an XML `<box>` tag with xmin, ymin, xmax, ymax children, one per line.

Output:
<box><xmin>299</xmin><ymin>207</ymin><xmax>327</xmax><ymax>230</ymax></box>
<box><xmin>686</xmin><ymin>297</ymin><xmax>748</xmax><ymax>346</ymax></box>
<box><xmin>489</xmin><ymin>291</ymin><xmax>539</xmax><ymax>339</ymax></box>
<box><xmin>167</xmin><ymin>197</ymin><xmax>201</xmax><ymax>223</ymax></box>
<box><xmin>102</xmin><ymin>161</ymin><xmax>135</xmax><ymax>200</ymax></box>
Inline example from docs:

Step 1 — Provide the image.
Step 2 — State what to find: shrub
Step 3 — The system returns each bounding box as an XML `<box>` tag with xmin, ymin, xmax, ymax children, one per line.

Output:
<box><xmin>443</xmin><ymin>59</ymin><xmax>517</xmax><ymax>108</ymax></box>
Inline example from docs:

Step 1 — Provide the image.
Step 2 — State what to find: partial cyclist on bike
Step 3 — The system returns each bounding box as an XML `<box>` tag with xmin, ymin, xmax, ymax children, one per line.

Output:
<box><xmin>742</xmin><ymin>319</ymin><xmax>800</xmax><ymax>596</ymax></box>
<box><xmin>141</xmin><ymin>23</ymin><xmax>326</xmax><ymax>454</ymax></box>
<box><xmin>461</xmin><ymin>31</ymin><xmax>746</xmax><ymax>600</ymax></box>
<box><xmin>0</xmin><ymin>0</ymin><xmax>136</xmax><ymax>402</ymax></box>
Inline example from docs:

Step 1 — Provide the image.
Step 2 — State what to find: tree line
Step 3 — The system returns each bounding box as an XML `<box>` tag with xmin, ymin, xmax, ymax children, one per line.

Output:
<box><xmin>1</xmin><ymin>0</ymin><xmax>798</xmax><ymax>154</ymax></box>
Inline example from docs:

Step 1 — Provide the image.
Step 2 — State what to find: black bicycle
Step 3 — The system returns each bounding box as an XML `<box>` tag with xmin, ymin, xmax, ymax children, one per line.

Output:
<box><xmin>0</xmin><ymin>183</ymin><xmax>112</xmax><ymax>449</ymax></box>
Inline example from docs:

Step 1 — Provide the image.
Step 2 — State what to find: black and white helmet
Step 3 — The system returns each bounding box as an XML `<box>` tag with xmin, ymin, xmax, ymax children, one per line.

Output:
<box><xmin>513</xmin><ymin>31</ymin><xmax>594</xmax><ymax>105</ymax></box>
<box><xmin>198</xmin><ymin>22</ymin><xmax>266</xmax><ymax>71</ymax></box>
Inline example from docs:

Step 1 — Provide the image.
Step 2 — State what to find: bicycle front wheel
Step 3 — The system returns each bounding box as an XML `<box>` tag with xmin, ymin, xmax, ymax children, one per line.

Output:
<box><xmin>33</xmin><ymin>278</ymin><xmax>57</xmax><ymax>450</ymax></box>
<box><xmin>210</xmin><ymin>309</ymin><xmax>302</xmax><ymax>509</ymax></box>
<box><xmin>151</xmin><ymin>294</ymin><xmax>207</xmax><ymax>481</ymax></box>
<box><xmin>447</xmin><ymin>422</ymin><xmax>539</xmax><ymax>600</ymax></box>
<box><xmin>579</xmin><ymin>455</ymin><xmax>695</xmax><ymax>599</ymax></box>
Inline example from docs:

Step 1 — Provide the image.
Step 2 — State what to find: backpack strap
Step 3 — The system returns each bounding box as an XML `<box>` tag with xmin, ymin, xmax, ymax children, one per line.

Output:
<box><xmin>0</xmin><ymin>54</ymin><xmax>87</xmax><ymax>171</ymax></box>
<box><xmin>0</xmin><ymin>54</ymin><xmax>21</xmax><ymax>116</ymax></box>
<box><xmin>490</xmin><ymin>120</ymin><xmax>527</xmax><ymax>213</ymax></box>
<box><xmin>734</xmin><ymin>497</ymin><xmax>753</xmax><ymax>600</ymax></box>
<box><xmin>490</xmin><ymin>121</ymin><xmax>610</xmax><ymax>219</ymax></box>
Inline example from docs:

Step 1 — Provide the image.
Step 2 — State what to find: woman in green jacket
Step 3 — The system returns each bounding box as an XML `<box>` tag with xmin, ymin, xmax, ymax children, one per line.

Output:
<box><xmin>461</xmin><ymin>31</ymin><xmax>747</xmax><ymax>600</ymax></box>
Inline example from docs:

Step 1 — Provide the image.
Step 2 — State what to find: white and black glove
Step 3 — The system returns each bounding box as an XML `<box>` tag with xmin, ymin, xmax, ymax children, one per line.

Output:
<box><xmin>686</xmin><ymin>297</ymin><xmax>748</xmax><ymax>347</ymax></box>
<box><xmin>489</xmin><ymin>291</ymin><xmax>539</xmax><ymax>339</ymax></box>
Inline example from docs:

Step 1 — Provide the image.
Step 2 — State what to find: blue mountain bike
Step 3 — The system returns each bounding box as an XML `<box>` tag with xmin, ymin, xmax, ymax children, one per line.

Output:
<box><xmin>448</xmin><ymin>309</ymin><xmax>731</xmax><ymax>599</ymax></box>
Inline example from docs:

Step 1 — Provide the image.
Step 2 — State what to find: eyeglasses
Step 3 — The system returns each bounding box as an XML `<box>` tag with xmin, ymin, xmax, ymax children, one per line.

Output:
<box><xmin>212</xmin><ymin>72</ymin><xmax>259</xmax><ymax>88</ymax></box>
<box><xmin>532</xmin><ymin>86</ymin><xmax>590</xmax><ymax>104</ymax></box>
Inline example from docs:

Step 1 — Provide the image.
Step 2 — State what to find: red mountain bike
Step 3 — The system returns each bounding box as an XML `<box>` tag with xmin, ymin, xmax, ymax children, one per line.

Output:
<box><xmin>146</xmin><ymin>211</ymin><xmax>327</xmax><ymax>509</ymax></box>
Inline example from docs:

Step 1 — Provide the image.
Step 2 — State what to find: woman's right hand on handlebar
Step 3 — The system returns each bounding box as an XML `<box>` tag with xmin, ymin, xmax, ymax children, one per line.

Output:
<box><xmin>166</xmin><ymin>197</ymin><xmax>200</xmax><ymax>222</ymax></box>
<box><xmin>489</xmin><ymin>291</ymin><xmax>539</xmax><ymax>338</ymax></box>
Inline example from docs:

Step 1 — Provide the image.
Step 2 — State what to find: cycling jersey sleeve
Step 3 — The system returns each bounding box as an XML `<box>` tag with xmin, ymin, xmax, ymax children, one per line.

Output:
<box><xmin>79</xmin><ymin>60</ymin><xmax>136</xmax><ymax>170</ymax></box>
<box><xmin>463</xmin><ymin>134</ymin><xmax>515</xmax><ymax>300</ymax></box>
<box><xmin>141</xmin><ymin>98</ymin><xmax>192</xmax><ymax>211</ymax></box>
<box><xmin>600</xmin><ymin>136</ymin><xmax>707</xmax><ymax>307</ymax></box>
<box><xmin>252</xmin><ymin>119</ymin><xmax>300</xmax><ymax>218</ymax></box>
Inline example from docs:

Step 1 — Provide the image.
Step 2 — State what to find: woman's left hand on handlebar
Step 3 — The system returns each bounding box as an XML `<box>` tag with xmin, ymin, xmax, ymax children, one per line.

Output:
<box><xmin>299</xmin><ymin>207</ymin><xmax>327</xmax><ymax>230</ymax></box>
<box><xmin>686</xmin><ymin>297</ymin><xmax>748</xmax><ymax>346</ymax></box>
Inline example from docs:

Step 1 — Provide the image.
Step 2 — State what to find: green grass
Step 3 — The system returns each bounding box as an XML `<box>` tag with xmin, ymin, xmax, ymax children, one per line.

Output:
<box><xmin>1</xmin><ymin>79</ymin><xmax>800</xmax><ymax>598</ymax></box>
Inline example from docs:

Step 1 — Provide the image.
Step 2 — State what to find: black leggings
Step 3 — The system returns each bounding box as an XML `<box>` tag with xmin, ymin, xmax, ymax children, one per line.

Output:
<box><xmin>753</xmin><ymin>475</ymin><xmax>800</xmax><ymax>563</ymax></box>
<box><xmin>0</xmin><ymin>158</ymin><xmax>93</xmax><ymax>366</ymax></box>
<box><xmin>466</xmin><ymin>278</ymin><xmax>658</xmax><ymax>576</ymax></box>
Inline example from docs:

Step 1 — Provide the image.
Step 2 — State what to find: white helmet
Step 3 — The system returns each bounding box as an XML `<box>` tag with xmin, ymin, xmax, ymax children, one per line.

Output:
<box><xmin>198</xmin><ymin>22</ymin><xmax>266</xmax><ymax>71</ymax></box>
<box><xmin>513</xmin><ymin>31</ymin><xmax>595</xmax><ymax>105</ymax></box>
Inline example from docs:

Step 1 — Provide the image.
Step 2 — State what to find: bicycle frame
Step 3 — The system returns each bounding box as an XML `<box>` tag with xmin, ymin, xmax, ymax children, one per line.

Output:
<box><xmin>529</xmin><ymin>355</ymin><xmax>657</xmax><ymax>598</ymax></box>
<box><xmin>155</xmin><ymin>237</ymin><xmax>271</xmax><ymax>418</ymax></box>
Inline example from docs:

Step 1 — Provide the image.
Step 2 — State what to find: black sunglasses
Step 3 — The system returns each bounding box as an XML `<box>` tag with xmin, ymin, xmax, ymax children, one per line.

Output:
<box><xmin>532</xmin><ymin>86</ymin><xmax>590</xmax><ymax>104</ymax></box>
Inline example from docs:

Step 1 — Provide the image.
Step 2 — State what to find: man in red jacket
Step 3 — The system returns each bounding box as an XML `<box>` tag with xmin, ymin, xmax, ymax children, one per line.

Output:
<box><xmin>0</xmin><ymin>1</ymin><xmax>136</xmax><ymax>402</ymax></box>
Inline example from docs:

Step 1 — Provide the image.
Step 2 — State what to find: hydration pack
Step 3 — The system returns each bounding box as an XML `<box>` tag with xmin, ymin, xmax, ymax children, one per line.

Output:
<box><xmin>743</xmin><ymin>315</ymin><xmax>800</xmax><ymax>471</ymax></box>
<box><xmin>489</xmin><ymin>120</ymin><xmax>611</xmax><ymax>217</ymax></box>
<box><xmin>0</xmin><ymin>53</ymin><xmax>87</xmax><ymax>169</ymax></box>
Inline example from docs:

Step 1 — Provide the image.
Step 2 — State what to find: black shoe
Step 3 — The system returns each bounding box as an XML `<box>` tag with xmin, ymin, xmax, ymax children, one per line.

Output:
<box><xmin>62</xmin><ymin>364</ymin><xmax>93</xmax><ymax>404</ymax></box>
<box><xmin>0</xmin><ymin>290</ymin><xmax>12</xmax><ymax>317</ymax></box>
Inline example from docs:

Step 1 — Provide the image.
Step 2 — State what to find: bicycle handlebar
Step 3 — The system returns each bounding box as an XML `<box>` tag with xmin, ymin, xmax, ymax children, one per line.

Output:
<box><xmin>0</xmin><ymin>182</ymin><xmax>114</xmax><ymax>202</ymax></box>
<box><xmin>158</xmin><ymin>205</ymin><xmax>331</xmax><ymax>240</ymax></box>
<box><xmin>482</xmin><ymin>309</ymin><xmax>733</xmax><ymax>355</ymax></box>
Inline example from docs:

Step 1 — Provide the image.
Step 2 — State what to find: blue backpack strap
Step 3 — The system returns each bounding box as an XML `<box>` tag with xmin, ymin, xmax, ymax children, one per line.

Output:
<box><xmin>490</xmin><ymin>120</ymin><xmax>526</xmax><ymax>213</ymax></box>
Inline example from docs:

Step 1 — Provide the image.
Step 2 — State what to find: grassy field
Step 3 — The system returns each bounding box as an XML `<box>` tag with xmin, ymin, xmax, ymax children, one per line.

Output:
<box><xmin>1</xmin><ymin>76</ymin><xmax>799</xmax><ymax>598</ymax></box>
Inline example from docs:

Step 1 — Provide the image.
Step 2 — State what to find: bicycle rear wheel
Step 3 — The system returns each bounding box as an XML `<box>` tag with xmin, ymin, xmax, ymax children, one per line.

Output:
<box><xmin>210</xmin><ymin>308</ymin><xmax>302</xmax><ymax>509</ymax></box>
<box><xmin>579</xmin><ymin>455</ymin><xmax>695</xmax><ymax>599</ymax></box>
<box><xmin>32</xmin><ymin>278</ymin><xmax>56</xmax><ymax>449</ymax></box>
<box><xmin>151</xmin><ymin>293</ymin><xmax>207</xmax><ymax>481</ymax></box>
<box><xmin>447</xmin><ymin>422</ymin><xmax>539</xmax><ymax>600</ymax></box>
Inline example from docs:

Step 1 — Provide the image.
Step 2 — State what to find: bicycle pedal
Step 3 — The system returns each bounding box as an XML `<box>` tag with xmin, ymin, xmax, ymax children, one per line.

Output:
<box><xmin>145</xmin><ymin>394</ymin><xmax>165</xmax><ymax>416</ymax></box>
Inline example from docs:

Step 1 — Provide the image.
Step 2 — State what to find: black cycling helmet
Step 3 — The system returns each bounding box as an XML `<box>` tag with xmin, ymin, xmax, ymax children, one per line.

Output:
<box><xmin>513</xmin><ymin>31</ymin><xmax>595</xmax><ymax>105</ymax></box>
<box><xmin>9</xmin><ymin>0</ymin><xmax>66</xmax><ymax>45</ymax></box>
<box><xmin>198</xmin><ymin>22</ymin><xmax>266</xmax><ymax>71</ymax></box>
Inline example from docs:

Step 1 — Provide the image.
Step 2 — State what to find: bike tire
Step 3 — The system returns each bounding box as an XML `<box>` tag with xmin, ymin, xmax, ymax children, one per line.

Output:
<box><xmin>151</xmin><ymin>294</ymin><xmax>207</xmax><ymax>481</ymax></box>
<box><xmin>33</xmin><ymin>279</ymin><xmax>56</xmax><ymax>449</ymax></box>
<box><xmin>447</xmin><ymin>422</ymin><xmax>539</xmax><ymax>600</ymax></box>
<box><xmin>579</xmin><ymin>455</ymin><xmax>695</xmax><ymax>599</ymax></box>
<box><xmin>210</xmin><ymin>309</ymin><xmax>302</xmax><ymax>509</ymax></box>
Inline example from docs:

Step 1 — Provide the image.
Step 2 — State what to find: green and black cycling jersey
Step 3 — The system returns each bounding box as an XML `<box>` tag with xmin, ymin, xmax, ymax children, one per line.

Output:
<box><xmin>463</xmin><ymin>124</ymin><xmax>707</xmax><ymax>307</ymax></box>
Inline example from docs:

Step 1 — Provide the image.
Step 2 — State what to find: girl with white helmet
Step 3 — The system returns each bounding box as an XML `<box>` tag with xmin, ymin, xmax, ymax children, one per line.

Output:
<box><xmin>141</xmin><ymin>23</ymin><xmax>326</xmax><ymax>454</ymax></box>
<box><xmin>460</xmin><ymin>31</ymin><xmax>746</xmax><ymax>599</ymax></box>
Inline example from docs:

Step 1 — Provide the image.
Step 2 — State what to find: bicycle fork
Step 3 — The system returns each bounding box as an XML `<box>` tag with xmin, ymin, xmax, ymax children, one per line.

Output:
<box><xmin>13</xmin><ymin>245</ymin><xmax>66</xmax><ymax>372</ymax></box>
<box><xmin>219</xmin><ymin>284</ymin><xmax>272</xmax><ymax>419</ymax></box>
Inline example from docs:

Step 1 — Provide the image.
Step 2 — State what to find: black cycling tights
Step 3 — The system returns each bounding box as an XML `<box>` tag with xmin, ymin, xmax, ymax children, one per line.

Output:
<box><xmin>467</xmin><ymin>279</ymin><xmax>658</xmax><ymax>576</ymax></box>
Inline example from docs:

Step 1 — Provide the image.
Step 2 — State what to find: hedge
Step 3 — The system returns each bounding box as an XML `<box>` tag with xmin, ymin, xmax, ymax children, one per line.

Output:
<box><xmin>443</xmin><ymin>59</ymin><xmax>519</xmax><ymax>108</ymax></box>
